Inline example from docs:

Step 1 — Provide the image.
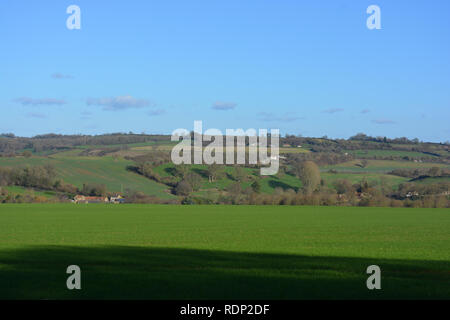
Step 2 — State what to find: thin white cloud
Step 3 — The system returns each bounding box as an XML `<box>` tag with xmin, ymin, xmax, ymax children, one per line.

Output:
<box><xmin>26</xmin><ymin>112</ymin><xmax>47</xmax><ymax>119</ymax></box>
<box><xmin>80</xmin><ymin>111</ymin><xmax>92</xmax><ymax>120</ymax></box>
<box><xmin>323</xmin><ymin>108</ymin><xmax>344</xmax><ymax>114</ymax></box>
<box><xmin>372</xmin><ymin>119</ymin><xmax>396</xmax><ymax>124</ymax></box>
<box><xmin>51</xmin><ymin>73</ymin><xmax>73</xmax><ymax>79</ymax></box>
<box><xmin>86</xmin><ymin>95</ymin><xmax>152</xmax><ymax>111</ymax></box>
<box><xmin>258</xmin><ymin>112</ymin><xmax>304</xmax><ymax>122</ymax></box>
<box><xmin>212</xmin><ymin>101</ymin><xmax>237</xmax><ymax>110</ymax></box>
<box><xmin>148</xmin><ymin>109</ymin><xmax>165</xmax><ymax>116</ymax></box>
<box><xmin>14</xmin><ymin>97</ymin><xmax>67</xmax><ymax>106</ymax></box>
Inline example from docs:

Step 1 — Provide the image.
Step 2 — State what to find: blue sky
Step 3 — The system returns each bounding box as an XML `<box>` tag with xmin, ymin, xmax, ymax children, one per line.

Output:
<box><xmin>0</xmin><ymin>0</ymin><xmax>449</xmax><ymax>142</ymax></box>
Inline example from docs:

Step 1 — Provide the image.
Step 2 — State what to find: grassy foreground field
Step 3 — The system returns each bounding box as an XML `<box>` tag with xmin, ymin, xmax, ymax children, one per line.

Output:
<box><xmin>0</xmin><ymin>204</ymin><xmax>449</xmax><ymax>299</ymax></box>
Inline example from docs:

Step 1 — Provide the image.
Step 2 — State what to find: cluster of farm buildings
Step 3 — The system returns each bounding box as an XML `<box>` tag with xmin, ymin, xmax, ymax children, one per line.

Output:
<box><xmin>72</xmin><ymin>195</ymin><xmax>125</xmax><ymax>204</ymax></box>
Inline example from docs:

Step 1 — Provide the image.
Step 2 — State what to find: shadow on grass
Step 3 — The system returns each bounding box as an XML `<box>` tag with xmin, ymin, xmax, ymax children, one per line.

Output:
<box><xmin>268</xmin><ymin>179</ymin><xmax>298</xmax><ymax>192</ymax></box>
<box><xmin>0</xmin><ymin>246</ymin><xmax>448</xmax><ymax>300</ymax></box>
<box><xmin>164</xmin><ymin>167</ymin><xmax>177</xmax><ymax>176</ymax></box>
<box><xmin>192</xmin><ymin>168</ymin><xmax>210</xmax><ymax>179</ymax></box>
<box><xmin>226</xmin><ymin>173</ymin><xmax>237</xmax><ymax>181</ymax></box>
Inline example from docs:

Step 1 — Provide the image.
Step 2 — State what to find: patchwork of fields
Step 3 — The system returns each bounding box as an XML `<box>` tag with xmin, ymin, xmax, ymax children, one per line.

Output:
<box><xmin>1</xmin><ymin>149</ymin><xmax>449</xmax><ymax>201</ymax></box>
<box><xmin>0</xmin><ymin>204</ymin><xmax>448</xmax><ymax>299</ymax></box>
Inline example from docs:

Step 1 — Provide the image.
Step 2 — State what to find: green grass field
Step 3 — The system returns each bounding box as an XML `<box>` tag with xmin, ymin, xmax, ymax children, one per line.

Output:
<box><xmin>154</xmin><ymin>163</ymin><xmax>304</xmax><ymax>194</ymax></box>
<box><xmin>321</xmin><ymin>172</ymin><xmax>409</xmax><ymax>190</ymax></box>
<box><xmin>0</xmin><ymin>156</ymin><xmax>173</xmax><ymax>199</ymax></box>
<box><xmin>413</xmin><ymin>176</ymin><xmax>450</xmax><ymax>185</ymax></box>
<box><xmin>0</xmin><ymin>204</ymin><xmax>448</xmax><ymax>299</ymax></box>
<box><xmin>2</xmin><ymin>186</ymin><xmax>57</xmax><ymax>199</ymax></box>
<box><xmin>344</xmin><ymin>149</ymin><xmax>438</xmax><ymax>159</ymax></box>
<box><xmin>322</xmin><ymin>160</ymin><xmax>450</xmax><ymax>174</ymax></box>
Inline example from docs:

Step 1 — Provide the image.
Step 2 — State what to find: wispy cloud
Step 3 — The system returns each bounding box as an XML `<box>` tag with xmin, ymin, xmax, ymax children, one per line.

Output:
<box><xmin>86</xmin><ymin>95</ymin><xmax>152</xmax><ymax>111</ymax></box>
<box><xmin>26</xmin><ymin>112</ymin><xmax>47</xmax><ymax>119</ymax></box>
<box><xmin>372</xmin><ymin>118</ymin><xmax>396</xmax><ymax>124</ymax></box>
<box><xmin>14</xmin><ymin>97</ymin><xmax>67</xmax><ymax>106</ymax></box>
<box><xmin>80</xmin><ymin>111</ymin><xmax>92</xmax><ymax>120</ymax></box>
<box><xmin>212</xmin><ymin>101</ymin><xmax>237</xmax><ymax>110</ymax></box>
<box><xmin>258</xmin><ymin>112</ymin><xmax>304</xmax><ymax>122</ymax></box>
<box><xmin>148</xmin><ymin>109</ymin><xmax>165</xmax><ymax>116</ymax></box>
<box><xmin>361</xmin><ymin>109</ymin><xmax>370</xmax><ymax>114</ymax></box>
<box><xmin>51</xmin><ymin>73</ymin><xmax>73</xmax><ymax>79</ymax></box>
<box><xmin>323</xmin><ymin>108</ymin><xmax>344</xmax><ymax>114</ymax></box>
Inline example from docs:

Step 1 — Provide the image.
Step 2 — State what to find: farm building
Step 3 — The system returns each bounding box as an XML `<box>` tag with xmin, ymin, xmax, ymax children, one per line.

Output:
<box><xmin>73</xmin><ymin>195</ymin><xmax>125</xmax><ymax>204</ymax></box>
<box><xmin>110</xmin><ymin>195</ymin><xmax>125</xmax><ymax>204</ymax></box>
<box><xmin>73</xmin><ymin>195</ymin><xmax>109</xmax><ymax>204</ymax></box>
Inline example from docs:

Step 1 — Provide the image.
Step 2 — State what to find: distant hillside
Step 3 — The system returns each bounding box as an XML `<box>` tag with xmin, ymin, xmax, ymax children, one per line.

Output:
<box><xmin>0</xmin><ymin>133</ymin><xmax>448</xmax><ymax>207</ymax></box>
